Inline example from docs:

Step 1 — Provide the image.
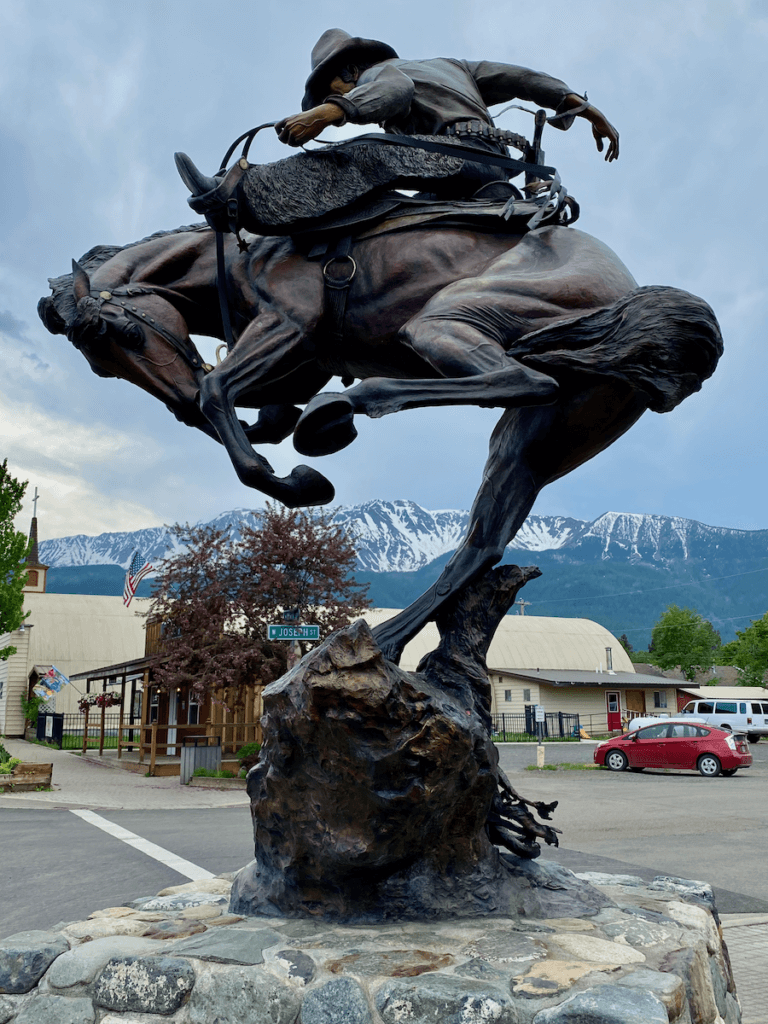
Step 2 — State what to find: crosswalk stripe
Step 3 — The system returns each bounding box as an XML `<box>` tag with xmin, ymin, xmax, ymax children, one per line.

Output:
<box><xmin>70</xmin><ymin>808</ymin><xmax>216</xmax><ymax>881</ymax></box>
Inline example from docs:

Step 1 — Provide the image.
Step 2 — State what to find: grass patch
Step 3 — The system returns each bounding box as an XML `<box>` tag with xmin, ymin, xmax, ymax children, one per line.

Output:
<box><xmin>192</xmin><ymin>767</ymin><xmax>240</xmax><ymax>779</ymax></box>
<box><xmin>525</xmin><ymin>762</ymin><xmax>600</xmax><ymax>771</ymax></box>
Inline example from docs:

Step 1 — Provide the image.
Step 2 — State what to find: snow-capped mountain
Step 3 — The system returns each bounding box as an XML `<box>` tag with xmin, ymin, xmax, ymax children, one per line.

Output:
<box><xmin>38</xmin><ymin>500</ymin><xmax>768</xmax><ymax>575</ymax></box>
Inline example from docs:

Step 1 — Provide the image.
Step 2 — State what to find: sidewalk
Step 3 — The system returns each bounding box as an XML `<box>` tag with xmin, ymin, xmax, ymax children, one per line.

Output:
<box><xmin>0</xmin><ymin>738</ymin><xmax>247</xmax><ymax>810</ymax></box>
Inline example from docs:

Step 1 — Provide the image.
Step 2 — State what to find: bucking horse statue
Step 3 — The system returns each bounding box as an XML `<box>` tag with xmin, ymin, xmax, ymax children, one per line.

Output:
<box><xmin>38</xmin><ymin>46</ymin><xmax>722</xmax><ymax>915</ymax></box>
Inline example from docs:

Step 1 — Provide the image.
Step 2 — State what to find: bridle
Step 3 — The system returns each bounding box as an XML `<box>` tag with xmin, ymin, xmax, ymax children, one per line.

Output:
<box><xmin>87</xmin><ymin>284</ymin><xmax>211</xmax><ymax>372</ymax></box>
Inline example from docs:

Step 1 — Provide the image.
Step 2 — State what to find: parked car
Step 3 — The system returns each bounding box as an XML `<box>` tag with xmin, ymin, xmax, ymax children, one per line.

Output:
<box><xmin>594</xmin><ymin>721</ymin><xmax>752</xmax><ymax>777</ymax></box>
<box><xmin>679</xmin><ymin>699</ymin><xmax>768</xmax><ymax>742</ymax></box>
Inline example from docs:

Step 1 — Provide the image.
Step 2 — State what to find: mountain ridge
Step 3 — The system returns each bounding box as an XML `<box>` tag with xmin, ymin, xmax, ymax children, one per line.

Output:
<box><xmin>37</xmin><ymin>501</ymin><xmax>768</xmax><ymax>646</ymax></box>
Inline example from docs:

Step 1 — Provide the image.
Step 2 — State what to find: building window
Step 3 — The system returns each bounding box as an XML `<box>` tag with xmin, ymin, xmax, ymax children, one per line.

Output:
<box><xmin>504</xmin><ymin>690</ymin><xmax>512</xmax><ymax>702</ymax></box>
<box><xmin>653</xmin><ymin>691</ymin><xmax>668</xmax><ymax>709</ymax></box>
<box><xmin>523</xmin><ymin>688</ymin><xmax>531</xmax><ymax>702</ymax></box>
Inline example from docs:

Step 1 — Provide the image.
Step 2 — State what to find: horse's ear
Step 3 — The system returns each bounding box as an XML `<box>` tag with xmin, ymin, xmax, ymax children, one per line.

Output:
<box><xmin>71</xmin><ymin>260</ymin><xmax>91</xmax><ymax>301</ymax></box>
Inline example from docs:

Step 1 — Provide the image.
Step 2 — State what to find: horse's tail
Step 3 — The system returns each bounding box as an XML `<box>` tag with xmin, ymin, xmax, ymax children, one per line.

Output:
<box><xmin>514</xmin><ymin>285</ymin><xmax>723</xmax><ymax>413</ymax></box>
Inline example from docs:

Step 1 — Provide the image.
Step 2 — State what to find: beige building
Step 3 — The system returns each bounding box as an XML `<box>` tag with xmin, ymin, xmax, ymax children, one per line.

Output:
<box><xmin>371</xmin><ymin>611</ymin><xmax>680</xmax><ymax>734</ymax></box>
<box><xmin>0</xmin><ymin>512</ymin><xmax>151</xmax><ymax>735</ymax></box>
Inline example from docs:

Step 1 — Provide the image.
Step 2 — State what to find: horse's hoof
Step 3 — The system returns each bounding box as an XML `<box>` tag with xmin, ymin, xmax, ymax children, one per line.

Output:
<box><xmin>280</xmin><ymin>465</ymin><xmax>335</xmax><ymax>508</ymax></box>
<box><xmin>294</xmin><ymin>393</ymin><xmax>358</xmax><ymax>457</ymax></box>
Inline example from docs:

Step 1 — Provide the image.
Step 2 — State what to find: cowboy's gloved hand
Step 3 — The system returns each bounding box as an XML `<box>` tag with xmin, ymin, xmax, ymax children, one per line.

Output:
<box><xmin>276</xmin><ymin>103</ymin><xmax>345</xmax><ymax>146</ymax></box>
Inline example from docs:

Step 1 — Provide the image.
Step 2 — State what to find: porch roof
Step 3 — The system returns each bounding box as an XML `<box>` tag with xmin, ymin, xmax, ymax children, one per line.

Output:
<box><xmin>503</xmin><ymin>669</ymin><xmax>683</xmax><ymax>689</ymax></box>
<box><xmin>69</xmin><ymin>654</ymin><xmax>157</xmax><ymax>683</ymax></box>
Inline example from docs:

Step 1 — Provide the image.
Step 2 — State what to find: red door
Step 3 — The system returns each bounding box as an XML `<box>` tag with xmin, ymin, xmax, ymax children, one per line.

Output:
<box><xmin>606</xmin><ymin>691</ymin><xmax>622</xmax><ymax>732</ymax></box>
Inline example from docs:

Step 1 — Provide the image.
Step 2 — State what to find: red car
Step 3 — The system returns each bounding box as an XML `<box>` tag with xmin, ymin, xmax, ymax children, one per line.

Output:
<box><xmin>594</xmin><ymin>720</ymin><xmax>752</xmax><ymax>777</ymax></box>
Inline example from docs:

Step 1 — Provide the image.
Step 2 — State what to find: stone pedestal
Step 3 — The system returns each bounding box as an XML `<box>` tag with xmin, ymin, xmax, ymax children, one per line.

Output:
<box><xmin>0</xmin><ymin>871</ymin><xmax>741</xmax><ymax>1023</ymax></box>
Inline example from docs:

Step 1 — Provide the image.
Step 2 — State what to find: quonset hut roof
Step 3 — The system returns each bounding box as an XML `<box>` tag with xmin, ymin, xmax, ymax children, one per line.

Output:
<box><xmin>362</xmin><ymin>611</ymin><xmax>634</xmax><ymax>675</ymax></box>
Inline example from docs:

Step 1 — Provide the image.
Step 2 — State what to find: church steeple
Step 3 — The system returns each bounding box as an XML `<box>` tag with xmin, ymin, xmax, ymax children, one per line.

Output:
<box><xmin>23</xmin><ymin>487</ymin><xmax>49</xmax><ymax>594</ymax></box>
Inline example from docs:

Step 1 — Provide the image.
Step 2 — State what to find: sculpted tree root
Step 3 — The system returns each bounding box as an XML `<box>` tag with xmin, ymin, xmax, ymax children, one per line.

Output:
<box><xmin>229</xmin><ymin>564</ymin><xmax>602</xmax><ymax>923</ymax></box>
<box><xmin>417</xmin><ymin>564</ymin><xmax>562</xmax><ymax>860</ymax></box>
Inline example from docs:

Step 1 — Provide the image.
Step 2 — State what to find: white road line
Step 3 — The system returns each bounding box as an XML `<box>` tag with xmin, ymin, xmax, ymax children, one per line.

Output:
<box><xmin>70</xmin><ymin>808</ymin><xmax>216</xmax><ymax>881</ymax></box>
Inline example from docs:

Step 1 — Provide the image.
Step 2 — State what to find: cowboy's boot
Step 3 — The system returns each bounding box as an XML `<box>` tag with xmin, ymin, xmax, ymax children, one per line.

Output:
<box><xmin>174</xmin><ymin>153</ymin><xmax>249</xmax><ymax>234</ymax></box>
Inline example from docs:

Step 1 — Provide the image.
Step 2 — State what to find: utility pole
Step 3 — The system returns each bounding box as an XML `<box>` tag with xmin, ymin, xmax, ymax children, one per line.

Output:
<box><xmin>515</xmin><ymin>598</ymin><xmax>532</xmax><ymax>616</ymax></box>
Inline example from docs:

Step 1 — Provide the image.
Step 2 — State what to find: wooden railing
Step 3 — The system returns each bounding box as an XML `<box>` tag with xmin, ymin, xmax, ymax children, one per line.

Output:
<box><xmin>117</xmin><ymin>720</ymin><xmax>261</xmax><ymax>775</ymax></box>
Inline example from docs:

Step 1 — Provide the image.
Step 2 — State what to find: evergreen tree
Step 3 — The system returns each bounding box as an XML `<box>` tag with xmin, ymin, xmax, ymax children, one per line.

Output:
<box><xmin>650</xmin><ymin>604</ymin><xmax>721</xmax><ymax>682</ymax></box>
<box><xmin>148</xmin><ymin>504</ymin><xmax>370</xmax><ymax>705</ymax></box>
<box><xmin>618</xmin><ymin>633</ymin><xmax>633</xmax><ymax>654</ymax></box>
<box><xmin>0</xmin><ymin>460</ymin><xmax>30</xmax><ymax>660</ymax></box>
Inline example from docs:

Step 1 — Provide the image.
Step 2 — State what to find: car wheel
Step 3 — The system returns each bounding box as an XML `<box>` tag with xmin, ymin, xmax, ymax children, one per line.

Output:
<box><xmin>720</xmin><ymin>723</ymin><xmax>732</xmax><ymax>732</ymax></box>
<box><xmin>697</xmin><ymin>754</ymin><xmax>722</xmax><ymax>777</ymax></box>
<box><xmin>721</xmin><ymin>768</ymin><xmax>738</xmax><ymax>776</ymax></box>
<box><xmin>605</xmin><ymin>750</ymin><xmax>629</xmax><ymax>772</ymax></box>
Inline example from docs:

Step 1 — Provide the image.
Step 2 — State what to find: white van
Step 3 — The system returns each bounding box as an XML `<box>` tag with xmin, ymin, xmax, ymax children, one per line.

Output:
<box><xmin>680</xmin><ymin>698</ymin><xmax>768</xmax><ymax>742</ymax></box>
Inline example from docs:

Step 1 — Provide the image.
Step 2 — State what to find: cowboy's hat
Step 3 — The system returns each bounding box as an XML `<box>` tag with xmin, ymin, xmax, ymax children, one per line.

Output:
<box><xmin>302</xmin><ymin>29</ymin><xmax>398</xmax><ymax>110</ymax></box>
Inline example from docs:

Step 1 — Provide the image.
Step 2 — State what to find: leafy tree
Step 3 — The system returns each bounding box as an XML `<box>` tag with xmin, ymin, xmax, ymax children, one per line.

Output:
<box><xmin>149</xmin><ymin>504</ymin><xmax>370</xmax><ymax>706</ymax></box>
<box><xmin>650</xmin><ymin>604</ymin><xmax>721</xmax><ymax>681</ymax></box>
<box><xmin>0</xmin><ymin>460</ymin><xmax>30</xmax><ymax>660</ymax></box>
<box><xmin>717</xmin><ymin>613</ymin><xmax>768</xmax><ymax>686</ymax></box>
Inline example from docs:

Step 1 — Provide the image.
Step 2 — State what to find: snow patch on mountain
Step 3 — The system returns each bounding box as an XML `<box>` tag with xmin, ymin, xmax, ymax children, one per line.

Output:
<box><xmin>38</xmin><ymin>502</ymin><xmax>768</xmax><ymax>576</ymax></box>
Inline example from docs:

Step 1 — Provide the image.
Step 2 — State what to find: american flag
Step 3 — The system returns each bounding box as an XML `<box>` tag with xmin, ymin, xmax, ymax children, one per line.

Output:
<box><xmin>123</xmin><ymin>550</ymin><xmax>153</xmax><ymax>607</ymax></box>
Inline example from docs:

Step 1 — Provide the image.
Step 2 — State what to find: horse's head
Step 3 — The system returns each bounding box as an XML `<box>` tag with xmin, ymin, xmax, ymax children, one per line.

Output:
<box><xmin>38</xmin><ymin>258</ymin><xmax>213</xmax><ymax>432</ymax></box>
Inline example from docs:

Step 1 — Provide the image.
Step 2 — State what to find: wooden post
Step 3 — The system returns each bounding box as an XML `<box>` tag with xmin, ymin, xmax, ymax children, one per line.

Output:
<box><xmin>118</xmin><ymin>701</ymin><xmax>125</xmax><ymax>759</ymax></box>
<box><xmin>99</xmin><ymin>701</ymin><xmax>106</xmax><ymax>756</ymax></box>
<box><xmin>150</xmin><ymin>722</ymin><xmax>158</xmax><ymax>776</ymax></box>
<box><xmin>139</xmin><ymin>677</ymin><xmax>149</xmax><ymax>764</ymax></box>
<box><xmin>82</xmin><ymin>705</ymin><xmax>89</xmax><ymax>755</ymax></box>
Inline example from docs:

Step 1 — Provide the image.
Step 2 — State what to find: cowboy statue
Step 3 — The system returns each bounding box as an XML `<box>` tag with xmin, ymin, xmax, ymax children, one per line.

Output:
<box><xmin>176</xmin><ymin>29</ymin><xmax>619</xmax><ymax>236</ymax></box>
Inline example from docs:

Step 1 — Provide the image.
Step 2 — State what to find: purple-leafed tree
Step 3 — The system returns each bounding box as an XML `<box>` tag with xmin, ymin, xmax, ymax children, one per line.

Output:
<box><xmin>148</xmin><ymin>504</ymin><xmax>370</xmax><ymax>705</ymax></box>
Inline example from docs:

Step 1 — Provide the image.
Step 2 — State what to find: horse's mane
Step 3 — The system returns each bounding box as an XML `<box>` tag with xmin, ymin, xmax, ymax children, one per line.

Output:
<box><xmin>42</xmin><ymin>223</ymin><xmax>210</xmax><ymax>332</ymax></box>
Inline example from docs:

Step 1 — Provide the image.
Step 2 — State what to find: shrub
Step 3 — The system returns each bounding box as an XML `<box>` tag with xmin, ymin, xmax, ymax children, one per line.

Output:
<box><xmin>0</xmin><ymin>757</ymin><xmax>22</xmax><ymax>775</ymax></box>
<box><xmin>20</xmin><ymin>694</ymin><xmax>45</xmax><ymax>727</ymax></box>
<box><xmin>235</xmin><ymin>741</ymin><xmax>261</xmax><ymax>772</ymax></box>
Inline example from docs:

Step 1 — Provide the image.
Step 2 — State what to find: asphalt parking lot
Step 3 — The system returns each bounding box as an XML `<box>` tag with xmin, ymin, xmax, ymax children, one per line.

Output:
<box><xmin>498</xmin><ymin>739</ymin><xmax>768</xmax><ymax>912</ymax></box>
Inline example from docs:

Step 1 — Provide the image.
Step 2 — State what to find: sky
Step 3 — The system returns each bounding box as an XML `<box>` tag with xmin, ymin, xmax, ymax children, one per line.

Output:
<box><xmin>2</xmin><ymin>0</ymin><xmax>767</xmax><ymax>542</ymax></box>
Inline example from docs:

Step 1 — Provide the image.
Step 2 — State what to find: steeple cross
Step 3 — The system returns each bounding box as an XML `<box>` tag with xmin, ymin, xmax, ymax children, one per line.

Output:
<box><xmin>32</xmin><ymin>487</ymin><xmax>39</xmax><ymax>518</ymax></box>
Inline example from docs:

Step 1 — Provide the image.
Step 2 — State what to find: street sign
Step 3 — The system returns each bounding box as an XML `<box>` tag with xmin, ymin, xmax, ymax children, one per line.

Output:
<box><xmin>534</xmin><ymin>705</ymin><xmax>545</xmax><ymax>722</ymax></box>
<box><xmin>268</xmin><ymin>624</ymin><xmax>320</xmax><ymax>641</ymax></box>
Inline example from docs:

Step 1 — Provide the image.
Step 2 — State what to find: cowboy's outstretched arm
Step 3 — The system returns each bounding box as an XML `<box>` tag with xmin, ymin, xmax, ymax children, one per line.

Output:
<box><xmin>560</xmin><ymin>93</ymin><xmax>619</xmax><ymax>161</ymax></box>
<box><xmin>468</xmin><ymin>61</ymin><xmax>619</xmax><ymax>161</ymax></box>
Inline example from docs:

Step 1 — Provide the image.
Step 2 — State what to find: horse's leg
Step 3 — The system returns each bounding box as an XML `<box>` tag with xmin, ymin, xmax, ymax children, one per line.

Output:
<box><xmin>373</xmin><ymin>382</ymin><xmax>649</xmax><ymax>662</ymax></box>
<box><xmin>293</xmin><ymin>312</ymin><xmax>559</xmax><ymax>457</ymax></box>
<box><xmin>200</xmin><ymin>311</ymin><xmax>334</xmax><ymax>507</ymax></box>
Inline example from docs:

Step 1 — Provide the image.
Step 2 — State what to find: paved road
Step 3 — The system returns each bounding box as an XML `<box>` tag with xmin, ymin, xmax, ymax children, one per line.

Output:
<box><xmin>3</xmin><ymin>738</ymin><xmax>768</xmax><ymax>940</ymax></box>
<box><xmin>498</xmin><ymin>741</ymin><xmax>768</xmax><ymax>913</ymax></box>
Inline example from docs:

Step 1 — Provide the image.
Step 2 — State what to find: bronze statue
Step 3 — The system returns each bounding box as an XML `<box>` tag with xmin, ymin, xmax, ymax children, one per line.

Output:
<box><xmin>175</xmin><ymin>28</ymin><xmax>619</xmax><ymax>235</ymax></box>
<box><xmin>38</xmin><ymin>29</ymin><xmax>722</xmax><ymax>920</ymax></box>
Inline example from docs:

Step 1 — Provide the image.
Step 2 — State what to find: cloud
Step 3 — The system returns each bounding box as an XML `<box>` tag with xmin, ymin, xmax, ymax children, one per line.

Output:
<box><xmin>1</xmin><ymin>390</ymin><xmax>165</xmax><ymax>536</ymax></box>
<box><xmin>0</xmin><ymin>309</ymin><xmax>27</xmax><ymax>339</ymax></box>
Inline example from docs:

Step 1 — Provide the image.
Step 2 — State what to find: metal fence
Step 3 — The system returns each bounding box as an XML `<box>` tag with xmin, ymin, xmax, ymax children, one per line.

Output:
<box><xmin>491</xmin><ymin>711</ymin><xmax>580</xmax><ymax>742</ymax></box>
<box><xmin>37</xmin><ymin>713</ymin><xmax>130</xmax><ymax>750</ymax></box>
